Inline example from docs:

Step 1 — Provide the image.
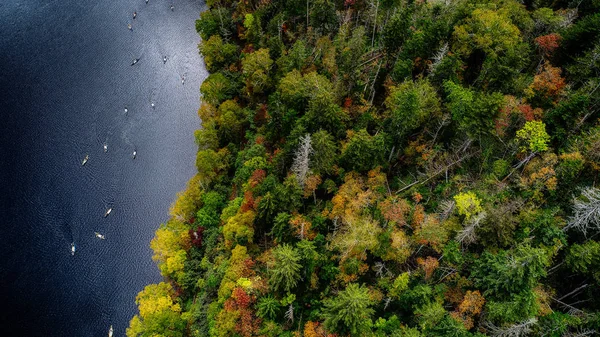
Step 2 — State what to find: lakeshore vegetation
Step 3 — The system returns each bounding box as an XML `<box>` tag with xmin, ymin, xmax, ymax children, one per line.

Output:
<box><xmin>127</xmin><ymin>0</ymin><xmax>600</xmax><ymax>336</ymax></box>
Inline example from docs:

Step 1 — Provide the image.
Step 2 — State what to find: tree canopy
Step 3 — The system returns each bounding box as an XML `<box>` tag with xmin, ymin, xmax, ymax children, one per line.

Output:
<box><xmin>129</xmin><ymin>0</ymin><xmax>600</xmax><ymax>336</ymax></box>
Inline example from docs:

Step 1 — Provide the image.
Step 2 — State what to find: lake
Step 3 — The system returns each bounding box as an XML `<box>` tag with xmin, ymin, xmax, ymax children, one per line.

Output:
<box><xmin>0</xmin><ymin>0</ymin><xmax>206</xmax><ymax>335</ymax></box>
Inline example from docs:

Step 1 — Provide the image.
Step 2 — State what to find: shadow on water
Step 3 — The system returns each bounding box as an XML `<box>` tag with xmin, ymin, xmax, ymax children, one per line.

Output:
<box><xmin>0</xmin><ymin>0</ymin><xmax>207</xmax><ymax>335</ymax></box>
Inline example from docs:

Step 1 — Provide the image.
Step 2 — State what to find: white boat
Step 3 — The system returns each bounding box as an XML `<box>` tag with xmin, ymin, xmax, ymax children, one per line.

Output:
<box><xmin>71</xmin><ymin>242</ymin><xmax>76</xmax><ymax>255</ymax></box>
<box><xmin>104</xmin><ymin>208</ymin><xmax>112</xmax><ymax>217</ymax></box>
<box><xmin>82</xmin><ymin>155</ymin><xmax>89</xmax><ymax>166</ymax></box>
<box><xmin>103</xmin><ymin>144</ymin><xmax>108</xmax><ymax>153</ymax></box>
<box><xmin>132</xmin><ymin>150</ymin><xmax>137</xmax><ymax>159</ymax></box>
<box><xmin>108</xmin><ymin>325</ymin><xmax>113</xmax><ymax>337</ymax></box>
<box><xmin>95</xmin><ymin>232</ymin><xmax>106</xmax><ymax>239</ymax></box>
<box><xmin>124</xmin><ymin>107</ymin><xmax>128</xmax><ymax>113</ymax></box>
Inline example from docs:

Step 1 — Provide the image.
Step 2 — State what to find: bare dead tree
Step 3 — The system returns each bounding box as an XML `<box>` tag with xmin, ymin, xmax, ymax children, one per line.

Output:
<box><xmin>367</xmin><ymin>0</ymin><xmax>379</xmax><ymax>49</ymax></box>
<box><xmin>558</xmin><ymin>8</ymin><xmax>578</xmax><ymax>29</ymax></box>
<box><xmin>456</xmin><ymin>211</ymin><xmax>486</xmax><ymax>245</ymax></box>
<box><xmin>484</xmin><ymin>318</ymin><xmax>537</xmax><ymax>337</ymax></box>
<box><xmin>558</xmin><ymin>284</ymin><xmax>589</xmax><ymax>302</ymax></box>
<box><xmin>383</xmin><ymin>297</ymin><xmax>391</xmax><ymax>310</ymax></box>
<box><xmin>437</xmin><ymin>199</ymin><xmax>456</xmax><ymax>221</ymax></box>
<box><xmin>502</xmin><ymin>151</ymin><xmax>537</xmax><ymax>183</ymax></box>
<box><xmin>397</xmin><ymin>139</ymin><xmax>479</xmax><ymax>194</ymax></box>
<box><xmin>374</xmin><ymin>262</ymin><xmax>386</xmax><ymax>278</ymax></box>
<box><xmin>564</xmin><ymin>187</ymin><xmax>600</xmax><ymax>236</ymax></box>
<box><xmin>427</xmin><ymin>113</ymin><xmax>451</xmax><ymax>145</ymax></box>
<box><xmin>285</xmin><ymin>303</ymin><xmax>294</xmax><ymax>323</ymax></box>
<box><xmin>291</xmin><ymin>134</ymin><xmax>313</xmax><ymax>188</ymax></box>
<box><xmin>563</xmin><ymin>329</ymin><xmax>597</xmax><ymax>337</ymax></box>
<box><xmin>374</xmin><ymin>261</ymin><xmax>392</xmax><ymax>278</ymax></box>
<box><xmin>551</xmin><ymin>296</ymin><xmax>585</xmax><ymax>316</ymax></box>
<box><xmin>429</xmin><ymin>42</ymin><xmax>449</xmax><ymax>75</ymax></box>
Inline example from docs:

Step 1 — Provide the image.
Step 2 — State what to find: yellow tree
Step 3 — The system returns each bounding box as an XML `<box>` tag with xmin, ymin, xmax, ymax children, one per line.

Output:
<box><xmin>150</xmin><ymin>220</ymin><xmax>190</xmax><ymax>282</ymax></box>
<box><xmin>127</xmin><ymin>282</ymin><xmax>185</xmax><ymax>337</ymax></box>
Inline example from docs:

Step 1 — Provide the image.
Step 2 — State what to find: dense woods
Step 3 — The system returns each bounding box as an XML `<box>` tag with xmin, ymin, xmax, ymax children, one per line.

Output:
<box><xmin>127</xmin><ymin>0</ymin><xmax>600</xmax><ymax>336</ymax></box>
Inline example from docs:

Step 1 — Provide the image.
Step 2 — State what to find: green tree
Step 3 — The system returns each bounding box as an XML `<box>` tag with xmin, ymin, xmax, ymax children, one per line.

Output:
<box><xmin>341</xmin><ymin>129</ymin><xmax>387</xmax><ymax>172</ymax></box>
<box><xmin>471</xmin><ymin>245</ymin><xmax>550</xmax><ymax>297</ymax></box>
<box><xmin>311</xmin><ymin>130</ymin><xmax>337</xmax><ymax>174</ymax></box>
<box><xmin>322</xmin><ymin>283</ymin><xmax>375</xmax><ymax>336</ymax></box>
<box><xmin>566</xmin><ymin>240</ymin><xmax>600</xmax><ymax>283</ymax></box>
<box><xmin>199</xmin><ymin>35</ymin><xmax>238</xmax><ymax>72</ymax></box>
<box><xmin>194</xmin><ymin>124</ymin><xmax>219</xmax><ymax>150</ymax></box>
<box><xmin>335</xmin><ymin>24</ymin><xmax>366</xmax><ymax>83</ymax></box>
<box><xmin>257</xmin><ymin>295</ymin><xmax>281</xmax><ymax>320</ymax></box>
<box><xmin>196</xmin><ymin>148</ymin><xmax>228</xmax><ymax>188</ymax></box>
<box><xmin>242</xmin><ymin>48</ymin><xmax>273</xmax><ymax>95</ymax></box>
<box><xmin>269</xmin><ymin>244</ymin><xmax>302</xmax><ymax>292</ymax></box>
<box><xmin>309</xmin><ymin>0</ymin><xmax>338</xmax><ymax>34</ymax></box>
<box><xmin>217</xmin><ymin>100</ymin><xmax>248</xmax><ymax>144</ymax></box>
<box><xmin>304</xmin><ymin>91</ymin><xmax>346</xmax><ymax>137</ymax></box>
<box><xmin>330</xmin><ymin>216</ymin><xmax>382</xmax><ymax>261</ymax></box>
<box><xmin>276</xmin><ymin>40</ymin><xmax>309</xmax><ymax>74</ymax></box>
<box><xmin>242</xmin><ymin>13</ymin><xmax>261</xmax><ymax>44</ymax></box>
<box><xmin>444</xmin><ymin>81</ymin><xmax>503</xmax><ymax>138</ymax></box>
<box><xmin>271</xmin><ymin>212</ymin><xmax>292</xmax><ymax>243</ymax></box>
<box><xmin>195</xmin><ymin>7</ymin><xmax>234</xmax><ymax>40</ymax></box>
<box><xmin>200</xmin><ymin>72</ymin><xmax>237</xmax><ymax>105</ymax></box>
<box><xmin>452</xmin><ymin>8</ymin><xmax>521</xmax><ymax>60</ymax></box>
<box><xmin>278</xmin><ymin>69</ymin><xmax>307</xmax><ymax>110</ymax></box>
<box><xmin>385</xmin><ymin>78</ymin><xmax>441</xmax><ymax>141</ymax></box>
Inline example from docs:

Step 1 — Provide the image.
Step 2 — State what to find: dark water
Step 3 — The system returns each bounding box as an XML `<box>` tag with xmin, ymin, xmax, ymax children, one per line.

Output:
<box><xmin>0</xmin><ymin>0</ymin><xmax>206</xmax><ymax>335</ymax></box>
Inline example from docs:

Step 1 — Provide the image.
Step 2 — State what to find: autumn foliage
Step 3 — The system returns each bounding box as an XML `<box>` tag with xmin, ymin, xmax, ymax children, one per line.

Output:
<box><xmin>130</xmin><ymin>1</ymin><xmax>600</xmax><ymax>337</ymax></box>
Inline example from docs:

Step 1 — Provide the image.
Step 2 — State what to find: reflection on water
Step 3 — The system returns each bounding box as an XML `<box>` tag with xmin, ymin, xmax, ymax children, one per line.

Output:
<box><xmin>0</xmin><ymin>0</ymin><xmax>206</xmax><ymax>335</ymax></box>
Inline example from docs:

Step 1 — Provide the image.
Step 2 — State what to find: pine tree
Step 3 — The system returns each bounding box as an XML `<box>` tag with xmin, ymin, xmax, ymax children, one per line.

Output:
<box><xmin>269</xmin><ymin>244</ymin><xmax>302</xmax><ymax>293</ymax></box>
<box><xmin>322</xmin><ymin>283</ymin><xmax>375</xmax><ymax>336</ymax></box>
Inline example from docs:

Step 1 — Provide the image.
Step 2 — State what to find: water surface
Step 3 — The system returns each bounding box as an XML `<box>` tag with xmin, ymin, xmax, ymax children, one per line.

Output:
<box><xmin>0</xmin><ymin>0</ymin><xmax>206</xmax><ymax>335</ymax></box>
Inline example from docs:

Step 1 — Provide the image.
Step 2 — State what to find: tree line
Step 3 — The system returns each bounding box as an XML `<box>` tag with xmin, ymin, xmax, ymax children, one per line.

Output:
<box><xmin>127</xmin><ymin>0</ymin><xmax>600</xmax><ymax>336</ymax></box>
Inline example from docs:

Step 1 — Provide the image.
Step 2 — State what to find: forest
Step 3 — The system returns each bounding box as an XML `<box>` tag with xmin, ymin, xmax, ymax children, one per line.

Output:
<box><xmin>127</xmin><ymin>0</ymin><xmax>600</xmax><ymax>336</ymax></box>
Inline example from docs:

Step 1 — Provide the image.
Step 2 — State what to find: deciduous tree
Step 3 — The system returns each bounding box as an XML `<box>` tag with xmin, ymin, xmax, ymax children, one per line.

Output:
<box><xmin>127</xmin><ymin>282</ymin><xmax>186</xmax><ymax>337</ymax></box>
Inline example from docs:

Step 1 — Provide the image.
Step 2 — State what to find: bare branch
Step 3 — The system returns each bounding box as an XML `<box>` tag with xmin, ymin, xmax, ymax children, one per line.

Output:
<box><xmin>563</xmin><ymin>329</ymin><xmax>597</xmax><ymax>337</ymax></box>
<box><xmin>564</xmin><ymin>187</ymin><xmax>600</xmax><ymax>236</ymax></box>
<box><xmin>397</xmin><ymin>140</ymin><xmax>480</xmax><ymax>194</ymax></box>
<box><xmin>456</xmin><ymin>211</ymin><xmax>486</xmax><ymax>245</ymax></box>
<box><xmin>437</xmin><ymin>199</ymin><xmax>456</xmax><ymax>222</ymax></box>
<box><xmin>484</xmin><ymin>318</ymin><xmax>537</xmax><ymax>337</ymax></box>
